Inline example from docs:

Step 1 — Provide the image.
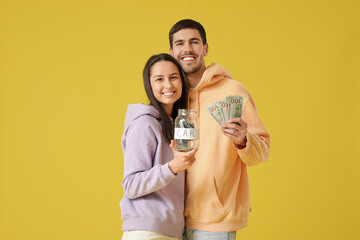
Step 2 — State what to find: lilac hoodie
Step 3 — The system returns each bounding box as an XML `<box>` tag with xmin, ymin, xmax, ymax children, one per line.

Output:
<box><xmin>120</xmin><ymin>104</ymin><xmax>185</xmax><ymax>238</ymax></box>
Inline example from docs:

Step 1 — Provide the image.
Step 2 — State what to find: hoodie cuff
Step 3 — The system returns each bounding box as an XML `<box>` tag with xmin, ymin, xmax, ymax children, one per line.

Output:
<box><xmin>160</xmin><ymin>162</ymin><xmax>177</xmax><ymax>184</ymax></box>
<box><xmin>235</xmin><ymin>133</ymin><xmax>251</xmax><ymax>153</ymax></box>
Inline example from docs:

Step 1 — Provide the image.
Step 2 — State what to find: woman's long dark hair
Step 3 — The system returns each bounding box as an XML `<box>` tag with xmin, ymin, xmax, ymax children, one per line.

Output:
<box><xmin>143</xmin><ymin>53</ymin><xmax>187</xmax><ymax>143</ymax></box>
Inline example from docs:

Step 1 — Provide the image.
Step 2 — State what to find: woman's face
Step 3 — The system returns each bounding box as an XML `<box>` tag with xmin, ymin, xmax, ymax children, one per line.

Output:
<box><xmin>150</xmin><ymin>60</ymin><xmax>183</xmax><ymax>115</ymax></box>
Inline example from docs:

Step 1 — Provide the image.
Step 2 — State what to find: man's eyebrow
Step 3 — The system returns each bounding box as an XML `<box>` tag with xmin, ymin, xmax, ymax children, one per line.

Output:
<box><xmin>174</xmin><ymin>38</ymin><xmax>201</xmax><ymax>43</ymax></box>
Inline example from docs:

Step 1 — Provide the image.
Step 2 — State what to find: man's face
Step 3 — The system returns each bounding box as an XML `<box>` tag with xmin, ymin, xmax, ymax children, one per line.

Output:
<box><xmin>170</xmin><ymin>28</ymin><xmax>208</xmax><ymax>75</ymax></box>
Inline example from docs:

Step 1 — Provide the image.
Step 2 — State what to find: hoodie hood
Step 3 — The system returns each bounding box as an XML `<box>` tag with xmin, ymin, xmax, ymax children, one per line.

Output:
<box><xmin>124</xmin><ymin>104</ymin><xmax>160</xmax><ymax>132</ymax></box>
<box><xmin>188</xmin><ymin>63</ymin><xmax>233</xmax><ymax>117</ymax></box>
<box><xmin>195</xmin><ymin>63</ymin><xmax>233</xmax><ymax>92</ymax></box>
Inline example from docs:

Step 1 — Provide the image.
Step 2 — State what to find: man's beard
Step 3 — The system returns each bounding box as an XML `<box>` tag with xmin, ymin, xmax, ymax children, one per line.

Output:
<box><xmin>181</xmin><ymin>62</ymin><xmax>202</xmax><ymax>75</ymax></box>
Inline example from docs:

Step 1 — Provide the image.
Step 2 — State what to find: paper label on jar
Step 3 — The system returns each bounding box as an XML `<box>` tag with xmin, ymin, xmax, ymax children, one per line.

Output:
<box><xmin>174</xmin><ymin>128</ymin><xmax>199</xmax><ymax>140</ymax></box>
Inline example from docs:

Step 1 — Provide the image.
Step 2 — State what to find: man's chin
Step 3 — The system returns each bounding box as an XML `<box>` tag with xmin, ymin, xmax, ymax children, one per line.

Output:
<box><xmin>182</xmin><ymin>66</ymin><xmax>201</xmax><ymax>75</ymax></box>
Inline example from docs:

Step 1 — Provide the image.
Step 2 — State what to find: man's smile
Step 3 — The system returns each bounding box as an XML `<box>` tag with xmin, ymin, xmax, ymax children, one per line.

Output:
<box><xmin>181</xmin><ymin>55</ymin><xmax>196</xmax><ymax>62</ymax></box>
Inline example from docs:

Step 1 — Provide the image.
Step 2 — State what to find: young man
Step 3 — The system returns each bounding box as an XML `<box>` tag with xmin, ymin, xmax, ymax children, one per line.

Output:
<box><xmin>169</xmin><ymin>19</ymin><xmax>271</xmax><ymax>240</ymax></box>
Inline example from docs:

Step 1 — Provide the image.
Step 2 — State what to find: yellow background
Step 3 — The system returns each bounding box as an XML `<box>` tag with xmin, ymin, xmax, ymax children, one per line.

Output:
<box><xmin>0</xmin><ymin>0</ymin><xmax>359</xmax><ymax>239</ymax></box>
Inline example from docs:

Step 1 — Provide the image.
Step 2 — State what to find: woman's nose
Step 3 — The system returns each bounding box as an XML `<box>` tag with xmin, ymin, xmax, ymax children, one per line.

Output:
<box><xmin>164</xmin><ymin>79</ymin><xmax>173</xmax><ymax>87</ymax></box>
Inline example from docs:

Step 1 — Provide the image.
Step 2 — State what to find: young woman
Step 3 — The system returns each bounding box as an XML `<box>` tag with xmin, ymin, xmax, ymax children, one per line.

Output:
<box><xmin>120</xmin><ymin>53</ymin><xmax>198</xmax><ymax>240</ymax></box>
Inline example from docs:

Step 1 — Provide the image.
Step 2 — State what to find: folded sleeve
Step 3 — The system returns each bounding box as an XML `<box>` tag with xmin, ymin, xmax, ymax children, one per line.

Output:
<box><xmin>237</xmin><ymin>94</ymin><xmax>270</xmax><ymax>166</ymax></box>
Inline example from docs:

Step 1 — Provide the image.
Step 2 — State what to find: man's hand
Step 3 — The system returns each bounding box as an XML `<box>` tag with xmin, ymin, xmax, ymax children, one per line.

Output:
<box><xmin>221</xmin><ymin>117</ymin><xmax>248</xmax><ymax>148</ymax></box>
<box><xmin>168</xmin><ymin>140</ymin><xmax>198</xmax><ymax>174</ymax></box>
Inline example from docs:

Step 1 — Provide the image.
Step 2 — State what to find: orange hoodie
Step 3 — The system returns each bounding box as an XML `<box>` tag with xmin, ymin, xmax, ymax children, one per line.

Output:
<box><xmin>185</xmin><ymin>63</ymin><xmax>270</xmax><ymax>231</ymax></box>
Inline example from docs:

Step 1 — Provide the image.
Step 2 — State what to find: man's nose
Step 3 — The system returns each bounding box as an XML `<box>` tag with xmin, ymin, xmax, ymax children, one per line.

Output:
<box><xmin>184</xmin><ymin>42</ymin><xmax>192</xmax><ymax>53</ymax></box>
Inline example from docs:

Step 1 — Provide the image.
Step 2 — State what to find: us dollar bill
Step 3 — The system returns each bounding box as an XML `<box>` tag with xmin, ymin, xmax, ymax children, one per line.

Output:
<box><xmin>218</xmin><ymin>99</ymin><xmax>229</xmax><ymax>123</ymax></box>
<box><xmin>206</xmin><ymin>101</ymin><xmax>226</xmax><ymax>125</ymax></box>
<box><xmin>177</xmin><ymin>118</ymin><xmax>195</xmax><ymax>128</ymax></box>
<box><xmin>227</xmin><ymin>96</ymin><xmax>243</xmax><ymax>119</ymax></box>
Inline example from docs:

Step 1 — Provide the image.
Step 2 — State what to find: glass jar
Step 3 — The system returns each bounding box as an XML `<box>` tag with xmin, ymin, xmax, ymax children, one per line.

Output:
<box><xmin>174</xmin><ymin>109</ymin><xmax>199</xmax><ymax>152</ymax></box>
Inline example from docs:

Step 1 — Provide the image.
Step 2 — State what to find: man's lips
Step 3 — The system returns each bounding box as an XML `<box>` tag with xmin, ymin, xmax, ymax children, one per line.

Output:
<box><xmin>181</xmin><ymin>55</ymin><xmax>196</xmax><ymax>61</ymax></box>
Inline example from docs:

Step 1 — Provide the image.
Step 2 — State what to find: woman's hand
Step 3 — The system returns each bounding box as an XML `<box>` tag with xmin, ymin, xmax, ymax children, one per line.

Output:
<box><xmin>168</xmin><ymin>140</ymin><xmax>198</xmax><ymax>174</ymax></box>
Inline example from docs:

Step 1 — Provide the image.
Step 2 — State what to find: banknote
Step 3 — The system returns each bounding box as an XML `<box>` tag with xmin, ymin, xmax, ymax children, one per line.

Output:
<box><xmin>207</xmin><ymin>96</ymin><xmax>243</xmax><ymax>125</ymax></box>
<box><xmin>227</xmin><ymin>96</ymin><xmax>243</xmax><ymax>119</ymax></box>
<box><xmin>177</xmin><ymin>118</ymin><xmax>195</xmax><ymax>128</ymax></box>
<box><xmin>206</xmin><ymin>101</ymin><xmax>226</xmax><ymax>125</ymax></box>
<box><xmin>218</xmin><ymin>100</ymin><xmax>229</xmax><ymax>123</ymax></box>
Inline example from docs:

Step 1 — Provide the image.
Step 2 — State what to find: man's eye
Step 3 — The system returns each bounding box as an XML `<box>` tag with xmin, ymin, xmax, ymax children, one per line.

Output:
<box><xmin>176</xmin><ymin>43</ymin><xmax>183</xmax><ymax>46</ymax></box>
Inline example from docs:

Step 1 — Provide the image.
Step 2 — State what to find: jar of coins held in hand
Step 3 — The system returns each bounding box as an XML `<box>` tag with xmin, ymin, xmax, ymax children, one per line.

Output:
<box><xmin>174</xmin><ymin>109</ymin><xmax>199</xmax><ymax>152</ymax></box>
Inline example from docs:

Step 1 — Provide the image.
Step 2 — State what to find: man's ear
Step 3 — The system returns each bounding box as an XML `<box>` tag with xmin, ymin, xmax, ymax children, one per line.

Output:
<box><xmin>169</xmin><ymin>48</ymin><xmax>174</xmax><ymax>56</ymax></box>
<box><xmin>204</xmin><ymin>43</ymin><xmax>209</xmax><ymax>57</ymax></box>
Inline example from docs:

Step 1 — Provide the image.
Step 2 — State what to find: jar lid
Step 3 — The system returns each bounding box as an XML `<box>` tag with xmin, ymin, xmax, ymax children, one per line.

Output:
<box><xmin>178</xmin><ymin>109</ymin><xmax>197</xmax><ymax>114</ymax></box>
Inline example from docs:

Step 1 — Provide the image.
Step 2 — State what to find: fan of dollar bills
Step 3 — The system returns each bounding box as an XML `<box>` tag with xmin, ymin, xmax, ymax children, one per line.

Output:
<box><xmin>206</xmin><ymin>96</ymin><xmax>243</xmax><ymax>125</ymax></box>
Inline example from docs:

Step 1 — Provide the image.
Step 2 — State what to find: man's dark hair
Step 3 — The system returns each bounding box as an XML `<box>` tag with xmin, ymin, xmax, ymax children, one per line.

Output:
<box><xmin>169</xmin><ymin>19</ymin><xmax>207</xmax><ymax>49</ymax></box>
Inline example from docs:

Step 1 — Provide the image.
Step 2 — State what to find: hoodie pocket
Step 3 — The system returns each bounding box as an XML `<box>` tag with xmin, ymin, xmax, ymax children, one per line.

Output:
<box><xmin>184</xmin><ymin>173</ymin><xmax>227</xmax><ymax>223</ymax></box>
